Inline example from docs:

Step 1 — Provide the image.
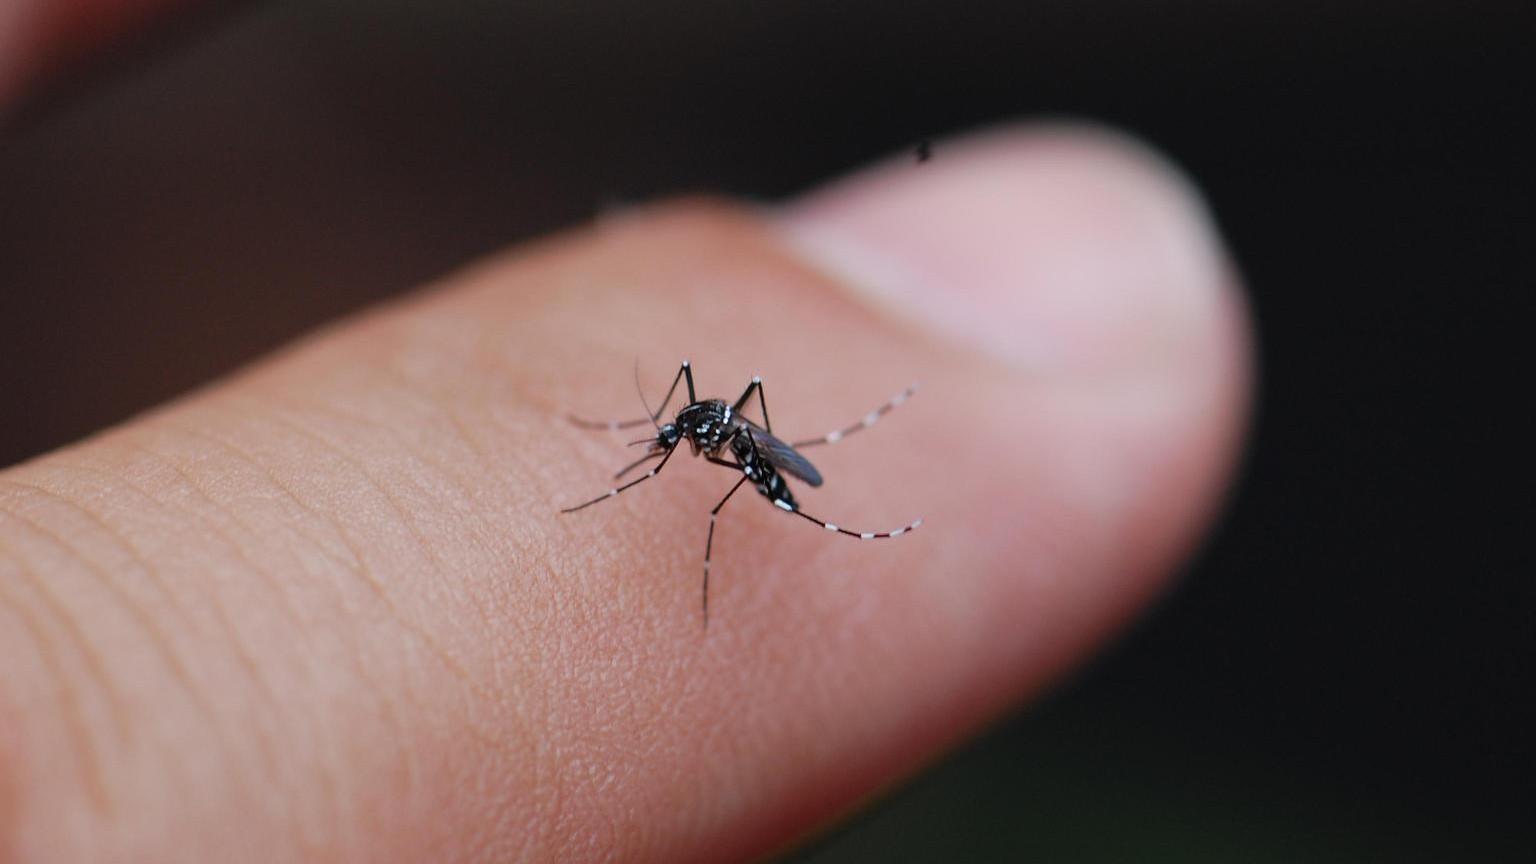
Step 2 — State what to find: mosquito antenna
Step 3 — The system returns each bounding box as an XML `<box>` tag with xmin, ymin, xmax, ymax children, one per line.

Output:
<box><xmin>634</xmin><ymin>358</ymin><xmax>661</xmax><ymax>431</ymax></box>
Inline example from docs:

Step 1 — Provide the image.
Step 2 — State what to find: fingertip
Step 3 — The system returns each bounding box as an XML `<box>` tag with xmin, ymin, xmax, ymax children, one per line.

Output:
<box><xmin>778</xmin><ymin>121</ymin><xmax>1241</xmax><ymax>380</ymax></box>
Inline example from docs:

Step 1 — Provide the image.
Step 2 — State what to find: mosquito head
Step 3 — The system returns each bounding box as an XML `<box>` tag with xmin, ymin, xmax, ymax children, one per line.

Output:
<box><xmin>656</xmin><ymin>422</ymin><xmax>682</xmax><ymax>451</ymax></box>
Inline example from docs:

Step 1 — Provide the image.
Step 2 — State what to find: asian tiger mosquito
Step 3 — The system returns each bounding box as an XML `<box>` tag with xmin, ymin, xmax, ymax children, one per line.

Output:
<box><xmin>561</xmin><ymin>360</ymin><xmax>921</xmax><ymax>626</ymax></box>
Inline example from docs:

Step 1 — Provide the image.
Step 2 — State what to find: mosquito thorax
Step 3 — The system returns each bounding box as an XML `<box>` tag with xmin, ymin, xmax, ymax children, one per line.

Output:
<box><xmin>675</xmin><ymin>399</ymin><xmax>733</xmax><ymax>452</ymax></box>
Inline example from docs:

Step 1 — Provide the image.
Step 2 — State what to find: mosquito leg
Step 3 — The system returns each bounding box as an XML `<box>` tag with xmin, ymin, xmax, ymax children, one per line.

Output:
<box><xmin>566</xmin><ymin>414</ymin><xmax>653</xmax><ymax>431</ymax></box>
<box><xmin>701</xmin><ymin>474</ymin><xmax>750</xmax><ymax>629</ymax></box>
<box><xmin>741</xmin><ymin>425</ymin><xmax>918</xmax><ymax>537</ymax></box>
<box><xmin>790</xmin><ymin>383</ymin><xmax>918</xmax><ymax>449</ymax></box>
<box><xmin>568</xmin><ymin>360</ymin><xmax>694</xmax><ymax>431</ymax></box>
<box><xmin>730</xmin><ymin>375</ymin><xmax>772</xmax><ymax>433</ymax></box>
<box><xmin>612</xmin><ymin>450</ymin><xmax>663</xmax><ymax>480</ymax></box>
<box><xmin>560</xmin><ymin>443</ymin><xmax>678</xmax><ymax>512</ymax></box>
<box><xmin>775</xmin><ymin>500</ymin><xmax>923</xmax><ymax>540</ymax></box>
<box><xmin>682</xmin><ymin>358</ymin><xmax>697</xmax><ymax>403</ymax></box>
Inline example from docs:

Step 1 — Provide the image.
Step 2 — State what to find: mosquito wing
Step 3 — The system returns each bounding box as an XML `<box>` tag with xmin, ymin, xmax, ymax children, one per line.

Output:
<box><xmin>743</xmin><ymin>421</ymin><xmax>824</xmax><ymax>487</ymax></box>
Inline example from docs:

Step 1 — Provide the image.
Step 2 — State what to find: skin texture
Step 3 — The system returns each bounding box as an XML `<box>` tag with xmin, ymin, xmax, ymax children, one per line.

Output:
<box><xmin>0</xmin><ymin>11</ymin><xmax>1250</xmax><ymax>862</ymax></box>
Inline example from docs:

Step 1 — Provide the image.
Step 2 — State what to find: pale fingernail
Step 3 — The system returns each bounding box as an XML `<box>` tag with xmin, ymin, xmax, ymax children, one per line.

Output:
<box><xmin>777</xmin><ymin>123</ymin><xmax>1233</xmax><ymax>377</ymax></box>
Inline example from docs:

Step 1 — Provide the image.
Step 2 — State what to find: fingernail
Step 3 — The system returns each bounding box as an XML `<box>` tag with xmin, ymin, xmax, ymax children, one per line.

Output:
<box><xmin>776</xmin><ymin>123</ymin><xmax>1232</xmax><ymax>376</ymax></box>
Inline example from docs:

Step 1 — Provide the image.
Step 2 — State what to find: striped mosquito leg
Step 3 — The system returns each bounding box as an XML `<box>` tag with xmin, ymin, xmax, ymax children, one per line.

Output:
<box><xmin>790</xmin><ymin>383</ymin><xmax>918</xmax><ymax>449</ymax></box>
<box><xmin>567</xmin><ymin>414</ymin><xmax>653</xmax><ymax>431</ymax></box>
<box><xmin>702</xmin><ymin>475</ymin><xmax>750</xmax><ymax>628</ymax></box>
<box><xmin>560</xmin><ymin>444</ymin><xmax>677</xmax><ymax>513</ymax></box>
<box><xmin>568</xmin><ymin>360</ymin><xmax>694</xmax><ymax>431</ymax></box>
<box><xmin>772</xmin><ymin>499</ymin><xmax>923</xmax><ymax>540</ymax></box>
<box><xmin>731</xmin><ymin>375</ymin><xmax>773</xmax><ymax>433</ymax></box>
<box><xmin>612</xmin><ymin>450</ymin><xmax>663</xmax><ymax>480</ymax></box>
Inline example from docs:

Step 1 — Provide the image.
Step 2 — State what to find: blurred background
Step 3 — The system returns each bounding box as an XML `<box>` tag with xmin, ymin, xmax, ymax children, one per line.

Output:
<box><xmin>1</xmin><ymin>1</ymin><xmax>1530</xmax><ymax>860</ymax></box>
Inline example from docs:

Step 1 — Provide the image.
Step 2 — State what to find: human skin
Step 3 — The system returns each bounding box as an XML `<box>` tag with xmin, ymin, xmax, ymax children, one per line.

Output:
<box><xmin>0</xmin><ymin>8</ymin><xmax>1250</xmax><ymax>862</ymax></box>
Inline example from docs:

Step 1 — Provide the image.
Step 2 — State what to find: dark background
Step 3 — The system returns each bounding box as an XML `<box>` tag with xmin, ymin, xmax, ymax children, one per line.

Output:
<box><xmin>2</xmin><ymin>2</ymin><xmax>1530</xmax><ymax>860</ymax></box>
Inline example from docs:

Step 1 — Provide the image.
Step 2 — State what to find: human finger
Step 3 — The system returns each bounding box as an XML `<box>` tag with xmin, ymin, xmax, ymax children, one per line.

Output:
<box><xmin>0</xmin><ymin>124</ymin><xmax>1248</xmax><ymax>862</ymax></box>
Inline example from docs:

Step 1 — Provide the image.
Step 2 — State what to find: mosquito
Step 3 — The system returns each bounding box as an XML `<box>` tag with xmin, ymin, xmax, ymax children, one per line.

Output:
<box><xmin>562</xmin><ymin>360</ymin><xmax>921</xmax><ymax>626</ymax></box>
